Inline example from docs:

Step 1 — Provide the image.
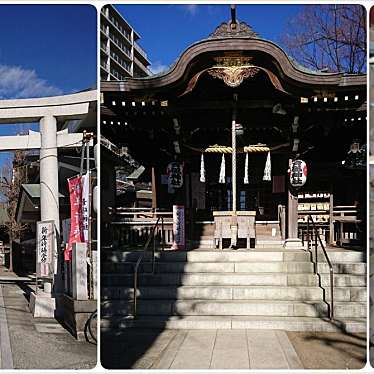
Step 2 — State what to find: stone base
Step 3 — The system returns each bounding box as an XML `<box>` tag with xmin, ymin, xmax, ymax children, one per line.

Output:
<box><xmin>283</xmin><ymin>238</ymin><xmax>305</xmax><ymax>250</ymax></box>
<box><xmin>60</xmin><ymin>294</ymin><xmax>97</xmax><ymax>341</ymax></box>
<box><xmin>29</xmin><ymin>291</ymin><xmax>56</xmax><ymax>318</ymax></box>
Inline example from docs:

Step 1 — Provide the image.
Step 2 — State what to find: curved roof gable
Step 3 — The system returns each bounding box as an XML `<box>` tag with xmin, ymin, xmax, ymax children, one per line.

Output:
<box><xmin>102</xmin><ymin>18</ymin><xmax>366</xmax><ymax>96</ymax></box>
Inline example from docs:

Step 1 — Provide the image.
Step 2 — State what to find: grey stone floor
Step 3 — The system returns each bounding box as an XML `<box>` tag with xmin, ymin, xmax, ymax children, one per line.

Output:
<box><xmin>0</xmin><ymin>280</ymin><xmax>97</xmax><ymax>369</ymax></box>
<box><xmin>101</xmin><ymin>328</ymin><xmax>366</xmax><ymax>369</ymax></box>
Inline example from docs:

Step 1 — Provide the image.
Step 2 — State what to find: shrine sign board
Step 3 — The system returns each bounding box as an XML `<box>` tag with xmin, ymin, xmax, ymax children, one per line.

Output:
<box><xmin>37</xmin><ymin>220</ymin><xmax>54</xmax><ymax>278</ymax></box>
<box><xmin>290</xmin><ymin>159</ymin><xmax>307</xmax><ymax>188</ymax></box>
<box><xmin>172</xmin><ymin>205</ymin><xmax>185</xmax><ymax>250</ymax></box>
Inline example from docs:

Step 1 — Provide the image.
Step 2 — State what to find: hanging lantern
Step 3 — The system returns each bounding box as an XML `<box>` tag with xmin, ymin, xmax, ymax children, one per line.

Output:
<box><xmin>219</xmin><ymin>154</ymin><xmax>225</xmax><ymax>183</ymax></box>
<box><xmin>167</xmin><ymin>161</ymin><xmax>183</xmax><ymax>188</ymax></box>
<box><xmin>244</xmin><ymin>152</ymin><xmax>249</xmax><ymax>184</ymax></box>
<box><xmin>289</xmin><ymin>159</ymin><xmax>307</xmax><ymax>187</ymax></box>
<box><xmin>263</xmin><ymin>151</ymin><xmax>271</xmax><ymax>181</ymax></box>
<box><xmin>200</xmin><ymin>153</ymin><xmax>206</xmax><ymax>183</ymax></box>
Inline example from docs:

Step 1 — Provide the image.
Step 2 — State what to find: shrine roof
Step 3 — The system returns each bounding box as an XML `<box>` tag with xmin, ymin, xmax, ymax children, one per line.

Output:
<box><xmin>102</xmin><ymin>18</ymin><xmax>366</xmax><ymax>96</ymax></box>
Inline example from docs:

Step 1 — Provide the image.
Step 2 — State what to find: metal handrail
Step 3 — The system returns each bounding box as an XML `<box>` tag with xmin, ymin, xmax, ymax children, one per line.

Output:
<box><xmin>133</xmin><ymin>216</ymin><xmax>165</xmax><ymax>317</ymax></box>
<box><xmin>306</xmin><ymin>214</ymin><xmax>334</xmax><ymax>320</ymax></box>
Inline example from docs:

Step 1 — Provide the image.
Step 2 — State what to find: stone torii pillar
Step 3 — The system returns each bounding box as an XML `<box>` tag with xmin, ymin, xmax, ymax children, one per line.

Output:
<box><xmin>0</xmin><ymin>90</ymin><xmax>96</xmax><ymax>316</ymax></box>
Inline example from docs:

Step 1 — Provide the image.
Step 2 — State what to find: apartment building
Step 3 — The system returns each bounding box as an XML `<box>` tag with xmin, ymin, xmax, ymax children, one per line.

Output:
<box><xmin>100</xmin><ymin>5</ymin><xmax>151</xmax><ymax>80</ymax></box>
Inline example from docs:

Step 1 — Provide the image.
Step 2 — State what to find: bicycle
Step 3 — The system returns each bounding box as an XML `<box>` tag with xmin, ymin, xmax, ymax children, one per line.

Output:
<box><xmin>84</xmin><ymin>309</ymin><xmax>97</xmax><ymax>344</ymax></box>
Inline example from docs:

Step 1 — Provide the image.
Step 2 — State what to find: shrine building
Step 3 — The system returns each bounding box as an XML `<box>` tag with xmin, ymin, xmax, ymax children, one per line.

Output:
<box><xmin>100</xmin><ymin>11</ymin><xmax>367</xmax><ymax>332</ymax></box>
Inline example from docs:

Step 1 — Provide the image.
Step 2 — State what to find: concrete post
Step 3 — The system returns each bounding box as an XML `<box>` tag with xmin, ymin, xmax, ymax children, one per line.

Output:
<box><xmin>72</xmin><ymin>243</ymin><xmax>88</xmax><ymax>301</ymax></box>
<box><xmin>40</xmin><ymin>115</ymin><xmax>60</xmax><ymax>288</ymax></box>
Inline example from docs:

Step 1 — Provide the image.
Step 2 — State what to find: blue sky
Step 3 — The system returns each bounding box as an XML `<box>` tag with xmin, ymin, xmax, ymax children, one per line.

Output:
<box><xmin>0</xmin><ymin>5</ymin><xmax>96</xmax><ymax>165</ymax></box>
<box><xmin>116</xmin><ymin>4</ymin><xmax>303</xmax><ymax>74</ymax></box>
<box><xmin>0</xmin><ymin>5</ymin><xmax>97</xmax><ymax>99</ymax></box>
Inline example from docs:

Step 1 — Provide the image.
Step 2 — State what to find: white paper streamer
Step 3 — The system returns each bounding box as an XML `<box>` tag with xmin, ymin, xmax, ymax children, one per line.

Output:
<box><xmin>244</xmin><ymin>153</ymin><xmax>249</xmax><ymax>184</ymax></box>
<box><xmin>200</xmin><ymin>153</ymin><xmax>206</xmax><ymax>183</ymax></box>
<box><xmin>219</xmin><ymin>154</ymin><xmax>225</xmax><ymax>183</ymax></box>
<box><xmin>263</xmin><ymin>151</ymin><xmax>271</xmax><ymax>181</ymax></box>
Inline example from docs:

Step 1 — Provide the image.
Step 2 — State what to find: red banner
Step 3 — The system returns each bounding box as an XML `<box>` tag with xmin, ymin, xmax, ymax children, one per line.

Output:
<box><xmin>64</xmin><ymin>176</ymin><xmax>83</xmax><ymax>261</ymax></box>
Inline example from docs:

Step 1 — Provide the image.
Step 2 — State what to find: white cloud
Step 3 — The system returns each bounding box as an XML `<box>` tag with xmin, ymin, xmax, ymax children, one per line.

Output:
<box><xmin>150</xmin><ymin>61</ymin><xmax>169</xmax><ymax>75</ymax></box>
<box><xmin>182</xmin><ymin>4</ymin><xmax>198</xmax><ymax>15</ymax></box>
<box><xmin>0</xmin><ymin>64</ymin><xmax>63</xmax><ymax>99</ymax></box>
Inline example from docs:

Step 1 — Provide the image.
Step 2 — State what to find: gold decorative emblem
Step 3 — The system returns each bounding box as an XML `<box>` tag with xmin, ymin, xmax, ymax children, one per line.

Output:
<box><xmin>179</xmin><ymin>54</ymin><xmax>287</xmax><ymax>97</ymax></box>
<box><xmin>206</xmin><ymin>56</ymin><xmax>259</xmax><ymax>88</ymax></box>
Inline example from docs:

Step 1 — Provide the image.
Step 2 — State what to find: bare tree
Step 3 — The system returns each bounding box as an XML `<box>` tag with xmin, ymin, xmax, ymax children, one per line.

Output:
<box><xmin>280</xmin><ymin>5</ymin><xmax>366</xmax><ymax>74</ymax></box>
<box><xmin>0</xmin><ymin>150</ymin><xmax>29</xmax><ymax>271</ymax></box>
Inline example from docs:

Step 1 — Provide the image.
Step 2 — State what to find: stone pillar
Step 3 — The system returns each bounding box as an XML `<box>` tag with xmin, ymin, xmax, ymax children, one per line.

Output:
<box><xmin>284</xmin><ymin>160</ymin><xmax>303</xmax><ymax>249</ymax></box>
<box><xmin>72</xmin><ymin>243</ymin><xmax>88</xmax><ymax>300</ymax></box>
<box><xmin>92</xmin><ymin>250</ymin><xmax>97</xmax><ymax>300</ymax></box>
<box><xmin>39</xmin><ymin>115</ymin><xmax>61</xmax><ymax>290</ymax></box>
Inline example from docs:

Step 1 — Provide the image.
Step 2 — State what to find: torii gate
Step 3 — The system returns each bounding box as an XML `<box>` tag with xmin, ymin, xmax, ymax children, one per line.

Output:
<box><xmin>0</xmin><ymin>90</ymin><xmax>96</xmax><ymax>316</ymax></box>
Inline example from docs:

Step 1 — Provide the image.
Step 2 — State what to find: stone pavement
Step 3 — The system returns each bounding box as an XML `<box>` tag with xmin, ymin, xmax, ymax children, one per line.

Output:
<box><xmin>0</xmin><ymin>276</ymin><xmax>97</xmax><ymax>369</ymax></box>
<box><xmin>101</xmin><ymin>328</ymin><xmax>366</xmax><ymax>369</ymax></box>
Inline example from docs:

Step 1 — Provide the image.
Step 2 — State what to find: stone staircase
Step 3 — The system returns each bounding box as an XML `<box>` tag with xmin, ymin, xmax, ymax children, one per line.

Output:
<box><xmin>101</xmin><ymin>246</ymin><xmax>366</xmax><ymax>332</ymax></box>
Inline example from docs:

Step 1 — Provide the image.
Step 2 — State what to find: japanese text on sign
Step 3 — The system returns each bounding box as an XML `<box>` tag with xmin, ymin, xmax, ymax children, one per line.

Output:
<box><xmin>167</xmin><ymin>162</ymin><xmax>183</xmax><ymax>188</ymax></box>
<box><xmin>172</xmin><ymin>205</ymin><xmax>185</xmax><ymax>250</ymax></box>
<box><xmin>289</xmin><ymin>159</ymin><xmax>307</xmax><ymax>188</ymax></box>
<box><xmin>37</xmin><ymin>221</ymin><xmax>54</xmax><ymax>277</ymax></box>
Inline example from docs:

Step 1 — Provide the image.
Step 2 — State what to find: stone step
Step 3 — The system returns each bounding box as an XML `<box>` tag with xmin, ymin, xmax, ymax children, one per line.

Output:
<box><xmin>101</xmin><ymin>261</ymin><xmax>316</xmax><ymax>274</ymax></box>
<box><xmin>102</xmin><ymin>286</ymin><xmax>323</xmax><ymax>301</ymax></box>
<box><xmin>100</xmin><ymin>315</ymin><xmax>366</xmax><ymax>333</ymax></box>
<box><xmin>101</xmin><ymin>285</ymin><xmax>365</xmax><ymax>302</ymax></box>
<box><xmin>325</xmin><ymin>287</ymin><xmax>366</xmax><ymax>302</ymax></box>
<box><xmin>320</xmin><ymin>274</ymin><xmax>366</xmax><ymax>287</ymax></box>
<box><xmin>317</xmin><ymin>262</ymin><xmax>366</xmax><ymax>275</ymax></box>
<box><xmin>102</xmin><ymin>272</ymin><xmax>366</xmax><ymax>287</ymax></box>
<box><xmin>314</xmin><ymin>250</ymin><xmax>365</xmax><ymax>263</ymax></box>
<box><xmin>101</xmin><ymin>300</ymin><xmax>365</xmax><ymax>318</ymax></box>
<box><xmin>101</xmin><ymin>273</ymin><xmax>321</xmax><ymax>287</ymax></box>
<box><xmin>192</xmin><ymin>240</ymin><xmax>285</xmax><ymax>249</ymax></box>
<box><xmin>101</xmin><ymin>261</ymin><xmax>366</xmax><ymax>276</ymax></box>
<box><xmin>102</xmin><ymin>250</ymin><xmax>312</xmax><ymax>263</ymax></box>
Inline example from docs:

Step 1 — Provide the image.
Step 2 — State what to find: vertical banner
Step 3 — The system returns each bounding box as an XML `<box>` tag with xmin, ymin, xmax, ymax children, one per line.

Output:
<box><xmin>65</xmin><ymin>175</ymin><xmax>83</xmax><ymax>261</ymax></box>
<box><xmin>167</xmin><ymin>162</ymin><xmax>183</xmax><ymax>189</ymax></box>
<box><xmin>37</xmin><ymin>221</ymin><xmax>54</xmax><ymax>277</ymax></box>
<box><xmin>172</xmin><ymin>205</ymin><xmax>185</xmax><ymax>250</ymax></box>
<box><xmin>82</xmin><ymin>172</ymin><xmax>90</xmax><ymax>243</ymax></box>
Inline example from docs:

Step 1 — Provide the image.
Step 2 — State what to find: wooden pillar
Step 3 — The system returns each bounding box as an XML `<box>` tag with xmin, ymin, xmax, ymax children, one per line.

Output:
<box><xmin>151</xmin><ymin>166</ymin><xmax>157</xmax><ymax>210</ymax></box>
<box><xmin>230</xmin><ymin>93</ymin><xmax>238</xmax><ymax>248</ymax></box>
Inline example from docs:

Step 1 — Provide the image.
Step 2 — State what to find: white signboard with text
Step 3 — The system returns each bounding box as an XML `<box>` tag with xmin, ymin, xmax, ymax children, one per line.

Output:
<box><xmin>37</xmin><ymin>220</ymin><xmax>54</xmax><ymax>278</ymax></box>
<box><xmin>172</xmin><ymin>205</ymin><xmax>185</xmax><ymax>250</ymax></box>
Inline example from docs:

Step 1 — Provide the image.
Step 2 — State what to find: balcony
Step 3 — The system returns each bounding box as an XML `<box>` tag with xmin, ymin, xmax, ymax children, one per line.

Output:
<box><xmin>101</xmin><ymin>61</ymin><xmax>110</xmax><ymax>72</ymax></box>
<box><xmin>110</xmin><ymin>52</ymin><xmax>131</xmax><ymax>75</ymax></box>
<box><xmin>106</xmin><ymin>14</ymin><xmax>132</xmax><ymax>44</ymax></box>
<box><xmin>134</xmin><ymin>56</ymin><xmax>152</xmax><ymax>76</ymax></box>
<box><xmin>100</xmin><ymin>42</ymin><xmax>109</xmax><ymax>54</ymax></box>
<box><xmin>100</xmin><ymin>24</ymin><xmax>108</xmax><ymax>36</ymax></box>
<box><xmin>134</xmin><ymin>42</ymin><xmax>149</xmax><ymax>62</ymax></box>
<box><xmin>109</xmin><ymin>33</ymin><xmax>132</xmax><ymax>59</ymax></box>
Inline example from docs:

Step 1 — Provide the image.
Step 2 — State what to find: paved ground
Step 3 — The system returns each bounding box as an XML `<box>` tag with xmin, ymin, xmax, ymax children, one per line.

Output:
<box><xmin>101</xmin><ymin>328</ymin><xmax>366</xmax><ymax>369</ymax></box>
<box><xmin>0</xmin><ymin>273</ymin><xmax>97</xmax><ymax>369</ymax></box>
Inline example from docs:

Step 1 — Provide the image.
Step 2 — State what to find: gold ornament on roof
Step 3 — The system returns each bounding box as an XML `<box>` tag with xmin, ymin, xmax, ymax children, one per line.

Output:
<box><xmin>207</xmin><ymin>56</ymin><xmax>260</xmax><ymax>88</ymax></box>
